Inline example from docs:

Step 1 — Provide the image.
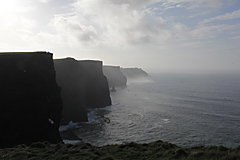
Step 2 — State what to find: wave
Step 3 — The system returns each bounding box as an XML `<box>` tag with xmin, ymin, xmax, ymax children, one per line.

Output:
<box><xmin>62</xmin><ymin>139</ymin><xmax>82</xmax><ymax>144</ymax></box>
<box><xmin>59</xmin><ymin>103</ymin><xmax>120</xmax><ymax>144</ymax></box>
<box><xmin>59</xmin><ymin>121</ymin><xmax>80</xmax><ymax>132</ymax></box>
<box><xmin>86</xmin><ymin>103</ymin><xmax>120</xmax><ymax>124</ymax></box>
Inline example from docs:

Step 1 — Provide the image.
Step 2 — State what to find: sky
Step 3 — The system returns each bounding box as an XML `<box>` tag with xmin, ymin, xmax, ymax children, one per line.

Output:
<box><xmin>0</xmin><ymin>0</ymin><xmax>240</xmax><ymax>72</ymax></box>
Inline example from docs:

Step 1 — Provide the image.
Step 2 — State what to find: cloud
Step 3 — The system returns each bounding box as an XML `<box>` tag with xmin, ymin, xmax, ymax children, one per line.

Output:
<box><xmin>229</xmin><ymin>36</ymin><xmax>240</xmax><ymax>40</ymax></box>
<box><xmin>1</xmin><ymin>0</ymin><xmax>238</xmax><ymax>57</ymax></box>
<box><xmin>44</xmin><ymin>0</ymin><xmax>234</xmax><ymax>49</ymax></box>
<box><xmin>159</xmin><ymin>0</ymin><xmax>225</xmax><ymax>10</ymax></box>
<box><xmin>187</xmin><ymin>23</ymin><xmax>240</xmax><ymax>40</ymax></box>
<box><xmin>48</xmin><ymin>0</ymin><xmax>174</xmax><ymax>48</ymax></box>
<box><xmin>189</xmin><ymin>9</ymin><xmax>240</xmax><ymax>41</ymax></box>
<box><xmin>52</xmin><ymin>16</ymin><xmax>97</xmax><ymax>46</ymax></box>
<box><xmin>38</xmin><ymin>0</ymin><xmax>52</xmax><ymax>4</ymax></box>
<box><xmin>201</xmin><ymin>9</ymin><xmax>240</xmax><ymax>24</ymax></box>
<box><xmin>38</xmin><ymin>0</ymin><xmax>237</xmax><ymax>50</ymax></box>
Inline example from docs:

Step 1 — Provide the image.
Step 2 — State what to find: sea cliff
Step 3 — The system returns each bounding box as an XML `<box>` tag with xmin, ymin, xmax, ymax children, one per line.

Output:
<box><xmin>80</xmin><ymin>60</ymin><xmax>112</xmax><ymax>109</ymax></box>
<box><xmin>0</xmin><ymin>52</ymin><xmax>63</xmax><ymax>148</ymax></box>
<box><xmin>121</xmin><ymin>68</ymin><xmax>148</xmax><ymax>79</ymax></box>
<box><xmin>103</xmin><ymin>66</ymin><xmax>127</xmax><ymax>87</ymax></box>
<box><xmin>103</xmin><ymin>66</ymin><xmax>148</xmax><ymax>88</ymax></box>
<box><xmin>54</xmin><ymin>58</ymin><xmax>111</xmax><ymax>124</ymax></box>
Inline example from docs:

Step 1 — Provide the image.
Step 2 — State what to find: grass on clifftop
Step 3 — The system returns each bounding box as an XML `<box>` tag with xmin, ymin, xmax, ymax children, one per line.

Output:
<box><xmin>1</xmin><ymin>140</ymin><xmax>240</xmax><ymax>160</ymax></box>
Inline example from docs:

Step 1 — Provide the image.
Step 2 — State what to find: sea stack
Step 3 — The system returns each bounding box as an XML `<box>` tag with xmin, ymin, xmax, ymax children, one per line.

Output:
<box><xmin>0</xmin><ymin>52</ymin><xmax>63</xmax><ymax>148</ymax></box>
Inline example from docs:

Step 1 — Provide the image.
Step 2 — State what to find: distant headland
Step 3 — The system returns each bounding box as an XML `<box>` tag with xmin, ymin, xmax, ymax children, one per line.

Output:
<box><xmin>103</xmin><ymin>65</ymin><xmax>148</xmax><ymax>88</ymax></box>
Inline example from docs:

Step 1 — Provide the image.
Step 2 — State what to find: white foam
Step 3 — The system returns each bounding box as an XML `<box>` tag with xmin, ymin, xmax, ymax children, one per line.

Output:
<box><xmin>63</xmin><ymin>139</ymin><xmax>82</xmax><ymax>144</ymax></box>
<box><xmin>162</xmin><ymin>119</ymin><xmax>170</xmax><ymax>124</ymax></box>
<box><xmin>60</xmin><ymin>104</ymin><xmax>118</xmax><ymax>131</ymax></box>
<box><xmin>59</xmin><ymin>121</ymin><xmax>79</xmax><ymax>132</ymax></box>
<box><xmin>86</xmin><ymin>104</ymin><xmax>121</xmax><ymax>124</ymax></box>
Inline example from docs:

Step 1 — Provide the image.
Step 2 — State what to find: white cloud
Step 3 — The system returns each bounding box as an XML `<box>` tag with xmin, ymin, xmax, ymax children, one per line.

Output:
<box><xmin>52</xmin><ymin>15</ymin><xmax>98</xmax><ymax>46</ymax></box>
<box><xmin>159</xmin><ymin>0</ymin><xmax>225</xmax><ymax>10</ymax></box>
<box><xmin>31</xmin><ymin>0</ymin><xmax>238</xmax><ymax>52</ymax></box>
<box><xmin>229</xmin><ymin>36</ymin><xmax>240</xmax><ymax>40</ymax></box>
<box><xmin>18</xmin><ymin>0</ymin><xmax>233</xmax><ymax>51</ymax></box>
<box><xmin>0</xmin><ymin>0</ymin><xmax>239</xmax><ymax>71</ymax></box>
<box><xmin>38</xmin><ymin>0</ymin><xmax>52</xmax><ymax>4</ymax></box>
<box><xmin>201</xmin><ymin>9</ymin><xmax>240</xmax><ymax>24</ymax></box>
<box><xmin>190</xmin><ymin>24</ymin><xmax>240</xmax><ymax>39</ymax></box>
<box><xmin>48</xmin><ymin>0</ymin><xmax>174</xmax><ymax>48</ymax></box>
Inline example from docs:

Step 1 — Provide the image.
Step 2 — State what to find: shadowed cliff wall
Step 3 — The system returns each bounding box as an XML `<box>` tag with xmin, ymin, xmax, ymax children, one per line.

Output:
<box><xmin>103</xmin><ymin>66</ymin><xmax>127</xmax><ymax>87</ymax></box>
<box><xmin>54</xmin><ymin>58</ymin><xmax>88</xmax><ymax>124</ymax></box>
<box><xmin>54</xmin><ymin>58</ymin><xmax>111</xmax><ymax>124</ymax></box>
<box><xmin>0</xmin><ymin>52</ymin><xmax>63</xmax><ymax>148</ymax></box>
<box><xmin>121</xmin><ymin>68</ymin><xmax>148</xmax><ymax>79</ymax></box>
<box><xmin>80</xmin><ymin>60</ymin><xmax>112</xmax><ymax>109</ymax></box>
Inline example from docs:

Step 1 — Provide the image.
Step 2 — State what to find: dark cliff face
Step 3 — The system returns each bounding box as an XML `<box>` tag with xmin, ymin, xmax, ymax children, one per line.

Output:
<box><xmin>0</xmin><ymin>52</ymin><xmax>63</xmax><ymax>148</ymax></box>
<box><xmin>103</xmin><ymin>66</ymin><xmax>127</xmax><ymax>87</ymax></box>
<box><xmin>80</xmin><ymin>60</ymin><xmax>112</xmax><ymax>109</ymax></box>
<box><xmin>54</xmin><ymin>58</ymin><xmax>111</xmax><ymax>124</ymax></box>
<box><xmin>54</xmin><ymin>58</ymin><xmax>88</xmax><ymax>124</ymax></box>
<box><xmin>121</xmin><ymin>68</ymin><xmax>148</xmax><ymax>79</ymax></box>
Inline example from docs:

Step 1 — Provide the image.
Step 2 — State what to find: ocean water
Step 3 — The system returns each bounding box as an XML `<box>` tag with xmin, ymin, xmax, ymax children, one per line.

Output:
<box><xmin>60</xmin><ymin>71</ymin><xmax>240</xmax><ymax>148</ymax></box>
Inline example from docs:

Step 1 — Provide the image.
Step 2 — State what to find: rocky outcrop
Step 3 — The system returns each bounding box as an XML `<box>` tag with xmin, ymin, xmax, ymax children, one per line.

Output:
<box><xmin>54</xmin><ymin>58</ymin><xmax>111</xmax><ymax>124</ymax></box>
<box><xmin>121</xmin><ymin>68</ymin><xmax>148</xmax><ymax>79</ymax></box>
<box><xmin>103</xmin><ymin>66</ymin><xmax>127</xmax><ymax>87</ymax></box>
<box><xmin>0</xmin><ymin>52</ymin><xmax>63</xmax><ymax>148</ymax></box>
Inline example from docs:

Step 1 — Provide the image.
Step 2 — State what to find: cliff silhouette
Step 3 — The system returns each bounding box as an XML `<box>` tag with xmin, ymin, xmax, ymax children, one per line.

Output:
<box><xmin>0</xmin><ymin>52</ymin><xmax>112</xmax><ymax>147</ymax></box>
<box><xmin>0</xmin><ymin>52</ymin><xmax>63</xmax><ymax>148</ymax></box>
<box><xmin>103</xmin><ymin>66</ymin><xmax>127</xmax><ymax>87</ymax></box>
<box><xmin>54</xmin><ymin>58</ymin><xmax>111</xmax><ymax>124</ymax></box>
<box><xmin>121</xmin><ymin>68</ymin><xmax>148</xmax><ymax>78</ymax></box>
<box><xmin>0</xmin><ymin>51</ymin><xmax>148</xmax><ymax>148</ymax></box>
<box><xmin>103</xmin><ymin>66</ymin><xmax>148</xmax><ymax>88</ymax></box>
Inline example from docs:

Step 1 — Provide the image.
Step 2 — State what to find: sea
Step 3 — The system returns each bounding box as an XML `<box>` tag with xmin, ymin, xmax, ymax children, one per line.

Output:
<box><xmin>59</xmin><ymin>71</ymin><xmax>240</xmax><ymax>148</ymax></box>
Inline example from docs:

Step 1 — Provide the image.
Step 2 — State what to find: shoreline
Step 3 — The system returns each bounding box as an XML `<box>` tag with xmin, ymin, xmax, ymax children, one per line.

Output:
<box><xmin>1</xmin><ymin>140</ymin><xmax>240</xmax><ymax>160</ymax></box>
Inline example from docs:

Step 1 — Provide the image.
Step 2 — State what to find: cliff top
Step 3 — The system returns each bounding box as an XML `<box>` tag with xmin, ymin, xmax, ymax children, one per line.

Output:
<box><xmin>79</xmin><ymin>60</ymin><xmax>102</xmax><ymax>63</ymax></box>
<box><xmin>104</xmin><ymin>65</ymin><xmax>121</xmax><ymax>68</ymax></box>
<box><xmin>0</xmin><ymin>51</ymin><xmax>52</xmax><ymax>55</ymax></box>
<box><xmin>54</xmin><ymin>58</ymin><xmax>103</xmax><ymax>64</ymax></box>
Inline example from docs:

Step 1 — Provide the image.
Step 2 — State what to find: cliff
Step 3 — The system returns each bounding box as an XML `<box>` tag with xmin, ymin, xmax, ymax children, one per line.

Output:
<box><xmin>79</xmin><ymin>60</ymin><xmax>112</xmax><ymax>109</ymax></box>
<box><xmin>0</xmin><ymin>52</ymin><xmax>63</xmax><ymax>148</ymax></box>
<box><xmin>54</xmin><ymin>58</ymin><xmax>111</xmax><ymax>124</ymax></box>
<box><xmin>103</xmin><ymin>66</ymin><xmax>127</xmax><ymax>87</ymax></box>
<box><xmin>54</xmin><ymin>58</ymin><xmax>88</xmax><ymax>124</ymax></box>
<box><xmin>121</xmin><ymin>68</ymin><xmax>148</xmax><ymax>79</ymax></box>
